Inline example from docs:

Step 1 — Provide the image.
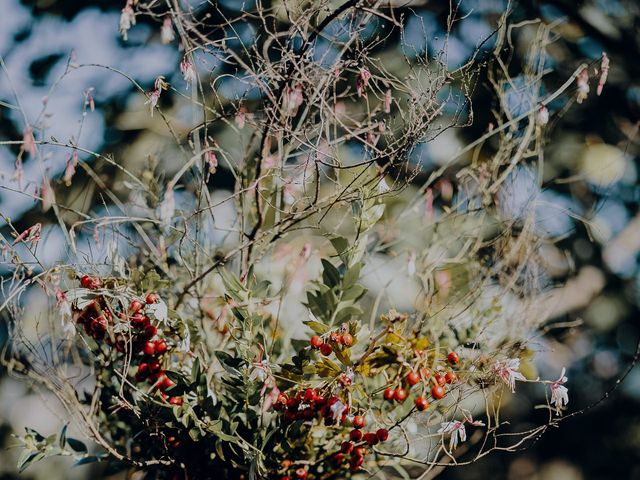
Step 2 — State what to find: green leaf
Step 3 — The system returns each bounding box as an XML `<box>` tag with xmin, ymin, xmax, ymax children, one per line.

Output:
<box><xmin>343</xmin><ymin>263</ymin><xmax>362</xmax><ymax>289</ymax></box>
<box><xmin>316</xmin><ymin>358</ymin><xmax>342</xmax><ymax>377</ymax></box>
<box><xmin>66</xmin><ymin>437</ymin><xmax>88</xmax><ymax>453</ymax></box>
<box><xmin>303</xmin><ymin>320</ymin><xmax>330</xmax><ymax>334</ymax></box>
<box><xmin>73</xmin><ymin>455</ymin><xmax>99</xmax><ymax>466</ymax></box>
<box><xmin>321</xmin><ymin>259</ymin><xmax>341</xmax><ymax>288</ymax></box>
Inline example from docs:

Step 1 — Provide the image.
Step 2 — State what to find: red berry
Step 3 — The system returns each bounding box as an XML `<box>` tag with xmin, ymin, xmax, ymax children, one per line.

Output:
<box><xmin>434</xmin><ymin>374</ymin><xmax>446</xmax><ymax>386</ymax></box>
<box><xmin>353</xmin><ymin>415</ymin><xmax>365</xmax><ymax>429</ymax></box>
<box><xmin>329</xmin><ymin>331</ymin><xmax>340</xmax><ymax>343</ymax></box>
<box><xmin>431</xmin><ymin>385</ymin><xmax>445</xmax><ymax>400</ymax></box>
<box><xmin>160</xmin><ymin>376</ymin><xmax>175</xmax><ymax>391</ymax></box>
<box><xmin>169</xmin><ymin>396</ymin><xmax>183</xmax><ymax>405</ymax></box>
<box><xmin>406</xmin><ymin>371</ymin><xmax>420</xmax><ymax>386</ymax></box>
<box><xmin>80</xmin><ymin>275</ymin><xmax>100</xmax><ymax>289</ymax></box>
<box><xmin>143</xmin><ymin>324</ymin><xmax>157</xmax><ymax>339</ymax></box>
<box><xmin>354</xmin><ymin>446</ymin><xmax>368</xmax><ymax>457</ymax></box>
<box><xmin>394</xmin><ymin>388</ymin><xmax>407</xmax><ymax>402</ymax></box>
<box><xmin>341</xmin><ymin>441</ymin><xmax>354</xmax><ymax>453</ymax></box>
<box><xmin>447</xmin><ymin>351</ymin><xmax>460</xmax><ymax>364</ymax></box>
<box><xmin>341</xmin><ymin>333</ymin><xmax>354</xmax><ymax>347</ymax></box>
<box><xmin>146</xmin><ymin>293</ymin><xmax>159</xmax><ymax>304</ymax></box>
<box><xmin>383</xmin><ymin>388</ymin><xmax>395</xmax><ymax>401</ymax></box>
<box><xmin>415</xmin><ymin>396</ymin><xmax>429</xmax><ymax>411</ymax></box>
<box><xmin>445</xmin><ymin>371</ymin><xmax>457</xmax><ymax>384</ymax></box>
<box><xmin>350</xmin><ymin>429</ymin><xmax>363</xmax><ymax>442</ymax></box>
<box><xmin>149</xmin><ymin>361</ymin><xmax>162</xmax><ymax>374</ymax></box>
<box><xmin>295</xmin><ymin>468</ymin><xmax>307</xmax><ymax>479</ymax></box>
<box><xmin>129</xmin><ymin>299</ymin><xmax>144</xmax><ymax>313</ymax></box>
<box><xmin>332</xmin><ymin>453</ymin><xmax>345</xmax><ymax>464</ymax></box>
<box><xmin>143</xmin><ymin>341</ymin><xmax>156</xmax><ymax>356</ymax></box>
<box><xmin>420</xmin><ymin>367</ymin><xmax>432</xmax><ymax>380</ymax></box>
<box><xmin>363</xmin><ymin>432</ymin><xmax>378</xmax><ymax>446</ymax></box>
<box><xmin>154</xmin><ymin>339</ymin><xmax>168</xmax><ymax>355</ymax></box>
<box><xmin>310</xmin><ymin>336</ymin><xmax>323</xmax><ymax>349</ymax></box>
<box><xmin>130</xmin><ymin>314</ymin><xmax>147</xmax><ymax>328</ymax></box>
<box><xmin>319</xmin><ymin>343</ymin><xmax>333</xmax><ymax>356</ymax></box>
<box><xmin>376</xmin><ymin>428</ymin><xmax>389</xmax><ymax>442</ymax></box>
<box><xmin>303</xmin><ymin>388</ymin><xmax>315</xmax><ymax>403</ymax></box>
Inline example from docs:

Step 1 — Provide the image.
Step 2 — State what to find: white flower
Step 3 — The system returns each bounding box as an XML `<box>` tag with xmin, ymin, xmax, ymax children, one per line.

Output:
<box><xmin>438</xmin><ymin>412</ymin><xmax>485</xmax><ymax>450</ymax></box>
<box><xmin>576</xmin><ymin>68</ymin><xmax>590</xmax><ymax>104</ymax></box>
<box><xmin>329</xmin><ymin>400</ymin><xmax>347</xmax><ymax>419</ymax></box>
<box><xmin>180</xmin><ymin>57</ymin><xmax>197</xmax><ymax>87</ymax></box>
<box><xmin>160</xmin><ymin>16</ymin><xmax>175</xmax><ymax>44</ymax></box>
<box><xmin>492</xmin><ymin>358</ymin><xmax>526</xmax><ymax>393</ymax></box>
<box><xmin>550</xmin><ymin>367</ymin><xmax>569</xmax><ymax>413</ymax></box>
<box><xmin>536</xmin><ymin>104</ymin><xmax>549</xmax><ymax>126</ymax></box>
<box><xmin>438</xmin><ymin>420</ymin><xmax>466</xmax><ymax>450</ymax></box>
<box><xmin>119</xmin><ymin>2</ymin><xmax>136</xmax><ymax>41</ymax></box>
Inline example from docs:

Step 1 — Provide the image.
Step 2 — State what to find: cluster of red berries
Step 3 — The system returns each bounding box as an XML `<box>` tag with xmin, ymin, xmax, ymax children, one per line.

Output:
<box><xmin>335</xmin><ymin>416</ymin><xmax>389</xmax><ymax>472</ymax></box>
<box><xmin>75</xmin><ymin>275</ymin><xmax>181</xmax><ymax>405</ymax></box>
<box><xmin>309</xmin><ymin>327</ymin><xmax>353</xmax><ymax>356</ymax></box>
<box><xmin>383</xmin><ymin>351</ymin><xmax>460</xmax><ymax>411</ymax></box>
<box><xmin>273</xmin><ymin>388</ymin><xmax>349</xmax><ymax>425</ymax></box>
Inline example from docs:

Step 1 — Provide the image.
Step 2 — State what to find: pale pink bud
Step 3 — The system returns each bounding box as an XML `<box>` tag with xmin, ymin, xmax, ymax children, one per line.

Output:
<box><xmin>160</xmin><ymin>16</ymin><xmax>175</xmax><ymax>44</ymax></box>
<box><xmin>22</xmin><ymin>126</ymin><xmax>37</xmax><ymax>157</ymax></box>
<box><xmin>180</xmin><ymin>57</ymin><xmax>197</xmax><ymax>87</ymax></box>
<box><xmin>384</xmin><ymin>88</ymin><xmax>392</xmax><ymax>113</ymax></box>
<box><xmin>356</xmin><ymin>67</ymin><xmax>372</xmax><ymax>97</ymax></box>
<box><xmin>597</xmin><ymin>52</ymin><xmax>609</xmax><ymax>96</ymax></box>
<box><xmin>536</xmin><ymin>104</ymin><xmax>549</xmax><ymax>126</ymax></box>
<box><xmin>576</xmin><ymin>68</ymin><xmax>590</xmax><ymax>104</ymax></box>
<box><xmin>40</xmin><ymin>178</ymin><xmax>55</xmax><ymax>212</ymax></box>
<box><xmin>63</xmin><ymin>151</ymin><xmax>78</xmax><ymax>186</ymax></box>
<box><xmin>235</xmin><ymin>106</ymin><xmax>246</xmax><ymax>128</ymax></box>
<box><xmin>119</xmin><ymin>1</ymin><xmax>136</xmax><ymax>41</ymax></box>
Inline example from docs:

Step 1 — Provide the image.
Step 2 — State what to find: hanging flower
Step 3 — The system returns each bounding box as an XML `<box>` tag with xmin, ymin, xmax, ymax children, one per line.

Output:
<box><xmin>23</xmin><ymin>126</ymin><xmax>37</xmax><ymax>157</ymax></box>
<box><xmin>283</xmin><ymin>84</ymin><xmax>303</xmax><ymax>115</ymax></box>
<box><xmin>235</xmin><ymin>106</ymin><xmax>246</xmax><ymax>129</ymax></box>
<box><xmin>145</xmin><ymin>76</ymin><xmax>168</xmax><ymax>115</ymax></box>
<box><xmin>550</xmin><ymin>367</ymin><xmax>569</xmax><ymax>413</ymax></box>
<box><xmin>40</xmin><ymin>178</ymin><xmax>55</xmax><ymax>212</ymax></box>
<box><xmin>356</xmin><ymin>67</ymin><xmax>372</xmax><ymax>97</ymax></box>
<box><xmin>492</xmin><ymin>358</ymin><xmax>526</xmax><ymax>393</ymax></box>
<box><xmin>384</xmin><ymin>88</ymin><xmax>392</xmax><ymax>113</ymax></box>
<box><xmin>180</xmin><ymin>56</ymin><xmax>197</xmax><ymax>87</ymax></box>
<box><xmin>119</xmin><ymin>1</ymin><xmax>136</xmax><ymax>41</ymax></box>
<box><xmin>576</xmin><ymin>68</ymin><xmax>590</xmax><ymax>104</ymax></box>
<box><xmin>83</xmin><ymin>87</ymin><xmax>95</xmax><ymax>112</ymax></box>
<box><xmin>438</xmin><ymin>413</ymin><xmax>484</xmax><ymax>450</ymax></box>
<box><xmin>63</xmin><ymin>151</ymin><xmax>78</xmax><ymax>186</ymax></box>
<box><xmin>204</xmin><ymin>140</ymin><xmax>218</xmax><ymax>175</ymax></box>
<box><xmin>597</xmin><ymin>52</ymin><xmax>609</xmax><ymax>96</ymax></box>
<box><xmin>13</xmin><ymin>223</ymin><xmax>41</xmax><ymax>246</ymax></box>
<box><xmin>536</xmin><ymin>104</ymin><xmax>549</xmax><ymax>126</ymax></box>
<box><xmin>160</xmin><ymin>16</ymin><xmax>175</xmax><ymax>44</ymax></box>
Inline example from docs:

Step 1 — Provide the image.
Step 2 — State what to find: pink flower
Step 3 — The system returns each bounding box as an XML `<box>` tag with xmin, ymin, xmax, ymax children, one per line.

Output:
<box><xmin>356</xmin><ymin>67</ymin><xmax>372</xmax><ymax>97</ymax></box>
<box><xmin>492</xmin><ymin>358</ymin><xmax>526</xmax><ymax>393</ymax></box>
<box><xmin>84</xmin><ymin>87</ymin><xmax>95</xmax><ymax>112</ymax></box>
<box><xmin>550</xmin><ymin>367</ymin><xmax>569</xmax><ymax>413</ymax></box>
<box><xmin>180</xmin><ymin>56</ymin><xmax>197</xmax><ymax>87</ymax></box>
<box><xmin>119</xmin><ymin>1</ymin><xmax>136</xmax><ymax>41</ymax></box>
<box><xmin>283</xmin><ymin>84</ymin><xmax>303</xmax><ymax>115</ymax></box>
<box><xmin>384</xmin><ymin>88</ymin><xmax>392</xmax><ymax>113</ymax></box>
<box><xmin>146</xmin><ymin>77</ymin><xmax>167</xmax><ymax>115</ymax></box>
<box><xmin>204</xmin><ymin>142</ymin><xmax>218</xmax><ymax>175</ymax></box>
<box><xmin>235</xmin><ymin>106</ymin><xmax>246</xmax><ymax>128</ymax></box>
<box><xmin>23</xmin><ymin>126</ymin><xmax>37</xmax><ymax>157</ymax></box>
<box><xmin>576</xmin><ymin>68</ymin><xmax>590</xmax><ymax>104</ymax></box>
<box><xmin>438</xmin><ymin>413</ymin><xmax>485</xmax><ymax>450</ymax></box>
<box><xmin>40</xmin><ymin>178</ymin><xmax>55</xmax><ymax>212</ymax></box>
<box><xmin>63</xmin><ymin>151</ymin><xmax>78</xmax><ymax>186</ymax></box>
<box><xmin>597</xmin><ymin>52</ymin><xmax>610</xmax><ymax>96</ymax></box>
<box><xmin>536</xmin><ymin>104</ymin><xmax>549</xmax><ymax>126</ymax></box>
<box><xmin>13</xmin><ymin>223</ymin><xmax>41</xmax><ymax>246</ymax></box>
<box><xmin>161</xmin><ymin>16</ymin><xmax>175</xmax><ymax>44</ymax></box>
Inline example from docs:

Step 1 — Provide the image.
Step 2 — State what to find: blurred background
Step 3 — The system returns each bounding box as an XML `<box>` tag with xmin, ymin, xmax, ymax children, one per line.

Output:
<box><xmin>1</xmin><ymin>0</ymin><xmax>639</xmax><ymax>479</ymax></box>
